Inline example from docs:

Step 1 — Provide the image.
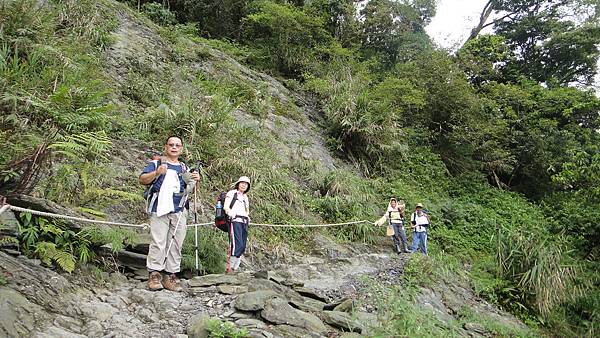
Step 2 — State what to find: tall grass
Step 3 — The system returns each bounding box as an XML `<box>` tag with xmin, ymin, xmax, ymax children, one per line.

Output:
<box><xmin>495</xmin><ymin>224</ymin><xmax>582</xmax><ymax>318</ymax></box>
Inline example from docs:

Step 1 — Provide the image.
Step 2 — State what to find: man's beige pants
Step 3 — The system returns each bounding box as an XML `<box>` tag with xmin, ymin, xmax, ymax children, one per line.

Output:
<box><xmin>146</xmin><ymin>210</ymin><xmax>187</xmax><ymax>273</ymax></box>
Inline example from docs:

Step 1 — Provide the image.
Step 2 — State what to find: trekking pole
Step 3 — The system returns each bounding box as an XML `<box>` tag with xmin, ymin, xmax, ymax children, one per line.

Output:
<box><xmin>193</xmin><ymin>183</ymin><xmax>200</xmax><ymax>276</ymax></box>
<box><xmin>193</xmin><ymin>161</ymin><xmax>203</xmax><ymax>276</ymax></box>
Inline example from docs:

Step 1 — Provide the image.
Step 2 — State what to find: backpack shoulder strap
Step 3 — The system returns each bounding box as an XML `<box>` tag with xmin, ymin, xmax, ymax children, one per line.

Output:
<box><xmin>147</xmin><ymin>159</ymin><xmax>161</xmax><ymax>186</ymax></box>
<box><xmin>229</xmin><ymin>192</ymin><xmax>238</xmax><ymax>209</ymax></box>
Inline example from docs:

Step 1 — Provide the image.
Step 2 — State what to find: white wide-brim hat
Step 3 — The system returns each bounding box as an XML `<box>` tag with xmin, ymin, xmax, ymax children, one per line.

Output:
<box><xmin>233</xmin><ymin>176</ymin><xmax>251</xmax><ymax>192</ymax></box>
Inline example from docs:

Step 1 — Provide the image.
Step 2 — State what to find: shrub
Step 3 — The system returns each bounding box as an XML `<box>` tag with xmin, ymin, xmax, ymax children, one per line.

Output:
<box><xmin>142</xmin><ymin>3</ymin><xmax>177</xmax><ymax>26</ymax></box>
<box><xmin>205</xmin><ymin>319</ymin><xmax>248</xmax><ymax>338</ymax></box>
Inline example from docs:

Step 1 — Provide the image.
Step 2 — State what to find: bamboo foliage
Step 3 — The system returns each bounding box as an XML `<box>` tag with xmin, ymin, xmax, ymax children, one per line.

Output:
<box><xmin>495</xmin><ymin>224</ymin><xmax>581</xmax><ymax>317</ymax></box>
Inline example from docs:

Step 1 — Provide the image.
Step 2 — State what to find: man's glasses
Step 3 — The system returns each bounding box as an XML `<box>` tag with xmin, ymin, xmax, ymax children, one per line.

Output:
<box><xmin>168</xmin><ymin>143</ymin><xmax>182</xmax><ymax>148</ymax></box>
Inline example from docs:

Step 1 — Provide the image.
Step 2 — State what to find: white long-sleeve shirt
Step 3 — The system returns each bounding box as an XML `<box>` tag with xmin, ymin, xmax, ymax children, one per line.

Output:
<box><xmin>224</xmin><ymin>189</ymin><xmax>249</xmax><ymax>222</ymax></box>
<box><xmin>410</xmin><ymin>211</ymin><xmax>429</xmax><ymax>232</ymax></box>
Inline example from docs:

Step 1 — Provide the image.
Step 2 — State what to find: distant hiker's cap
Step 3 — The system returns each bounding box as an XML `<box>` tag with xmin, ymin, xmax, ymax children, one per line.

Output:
<box><xmin>233</xmin><ymin>176</ymin><xmax>251</xmax><ymax>192</ymax></box>
<box><xmin>416</xmin><ymin>203</ymin><xmax>424</xmax><ymax>208</ymax></box>
<box><xmin>390</xmin><ymin>197</ymin><xmax>397</xmax><ymax>202</ymax></box>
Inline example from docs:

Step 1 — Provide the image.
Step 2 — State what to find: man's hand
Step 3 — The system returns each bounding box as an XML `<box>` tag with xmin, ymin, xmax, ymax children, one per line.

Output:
<box><xmin>155</xmin><ymin>164</ymin><xmax>168</xmax><ymax>176</ymax></box>
<box><xmin>191</xmin><ymin>171</ymin><xmax>200</xmax><ymax>181</ymax></box>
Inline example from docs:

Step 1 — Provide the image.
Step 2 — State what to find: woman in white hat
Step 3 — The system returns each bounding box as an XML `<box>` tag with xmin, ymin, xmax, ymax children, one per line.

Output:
<box><xmin>386</xmin><ymin>198</ymin><xmax>410</xmax><ymax>253</ymax></box>
<box><xmin>224</xmin><ymin>176</ymin><xmax>251</xmax><ymax>272</ymax></box>
<box><xmin>374</xmin><ymin>198</ymin><xmax>410</xmax><ymax>254</ymax></box>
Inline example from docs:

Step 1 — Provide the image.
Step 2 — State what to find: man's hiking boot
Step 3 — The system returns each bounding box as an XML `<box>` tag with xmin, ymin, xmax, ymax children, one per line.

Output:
<box><xmin>163</xmin><ymin>274</ymin><xmax>182</xmax><ymax>292</ymax></box>
<box><xmin>148</xmin><ymin>271</ymin><xmax>163</xmax><ymax>291</ymax></box>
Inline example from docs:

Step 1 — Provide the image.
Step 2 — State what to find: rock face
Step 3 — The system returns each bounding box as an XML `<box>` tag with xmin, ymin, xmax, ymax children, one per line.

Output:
<box><xmin>5</xmin><ymin>194</ymin><xmax>84</xmax><ymax>229</ymax></box>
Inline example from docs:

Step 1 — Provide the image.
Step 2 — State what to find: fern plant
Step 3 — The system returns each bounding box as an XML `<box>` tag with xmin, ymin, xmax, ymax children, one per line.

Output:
<box><xmin>16</xmin><ymin>212</ymin><xmax>139</xmax><ymax>272</ymax></box>
<box><xmin>0</xmin><ymin>221</ymin><xmax>19</xmax><ymax>247</ymax></box>
<box><xmin>34</xmin><ymin>242</ymin><xmax>76</xmax><ymax>272</ymax></box>
<box><xmin>205</xmin><ymin>319</ymin><xmax>249</xmax><ymax>338</ymax></box>
<box><xmin>18</xmin><ymin>212</ymin><xmax>80</xmax><ymax>272</ymax></box>
<box><xmin>49</xmin><ymin>130</ymin><xmax>111</xmax><ymax>161</ymax></box>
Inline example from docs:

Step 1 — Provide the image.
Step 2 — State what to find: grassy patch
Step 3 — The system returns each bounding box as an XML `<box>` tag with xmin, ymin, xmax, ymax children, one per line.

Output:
<box><xmin>457</xmin><ymin>307</ymin><xmax>539</xmax><ymax>338</ymax></box>
<box><xmin>182</xmin><ymin>226</ymin><xmax>228</xmax><ymax>275</ymax></box>
<box><xmin>362</xmin><ymin>275</ymin><xmax>462</xmax><ymax>337</ymax></box>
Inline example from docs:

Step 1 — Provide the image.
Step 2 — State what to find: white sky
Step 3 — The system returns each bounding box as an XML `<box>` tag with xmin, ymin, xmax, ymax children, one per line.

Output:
<box><xmin>425</xmin><ymin>0</ymin><xmax>600</xmax><ymax>93</ymax></box>
<box><xmin>425</xmin><ymin>0</ymin><xmax>488</xmax><ymax>50</ymax></box>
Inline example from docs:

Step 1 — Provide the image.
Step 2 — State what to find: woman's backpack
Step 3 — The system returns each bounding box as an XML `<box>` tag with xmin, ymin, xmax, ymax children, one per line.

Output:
<box><xmin>214</xmin><ymin>192</ymin><xmax>237</xmax><ymax>232</ymax></box>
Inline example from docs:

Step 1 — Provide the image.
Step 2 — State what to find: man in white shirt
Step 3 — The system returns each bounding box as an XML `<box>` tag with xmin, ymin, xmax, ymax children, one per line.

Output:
<box><xmin>139</xmin><ymin>136</ymin><xmax>200</xmax><ymax>291</ymax></box>
<box><xmin>410</xmin><ymin>203</ymin><xmax>430</xmax><ymax>255</ymax></box>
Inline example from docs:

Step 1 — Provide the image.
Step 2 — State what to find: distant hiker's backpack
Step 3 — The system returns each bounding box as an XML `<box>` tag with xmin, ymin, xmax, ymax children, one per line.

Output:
<box><xmin>214</xmin><ymin>192</ymin><xmax>237</xmax><ymax>232</ymax></box>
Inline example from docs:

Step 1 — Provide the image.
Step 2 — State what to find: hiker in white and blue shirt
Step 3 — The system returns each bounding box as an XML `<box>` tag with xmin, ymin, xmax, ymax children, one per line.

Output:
<box><xmin>139</xmin><ymin>136</ymin><xmax>199</xmax><ymax>292</ymax></box>
<box><xmin>224</xmin><ymin>176</ymin><xmax>251</xmax><ymax>272</ymax></box>
<box><xmin>410</xmin><ymin>203</ymin><xmax>430</xmax><ymax>255</ymax></box>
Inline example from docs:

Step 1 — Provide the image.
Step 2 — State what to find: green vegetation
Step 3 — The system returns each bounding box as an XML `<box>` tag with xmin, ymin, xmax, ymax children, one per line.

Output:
<box><xmin>205</xmin><ymin>319</ymin><xmax>249</xmax><ymax>338</ymax></box>
<box><xmin>366</xmin><ymin>255</ymin><xmax>538</xmax><ymax>337</ymax></box>
<box><xmin>1</xmin><ymin>0</ymin><xmax>599</xmax><ymax>336</ymax></box>
<box><xmin>181</xmin><ymin>226</ymin><xmax>228</xmax><ymax>275</ymax></box>
<box><xmin>17</xmin><ymin>212</ymin><xmax>138</xmax><ymax>272</ymax></box>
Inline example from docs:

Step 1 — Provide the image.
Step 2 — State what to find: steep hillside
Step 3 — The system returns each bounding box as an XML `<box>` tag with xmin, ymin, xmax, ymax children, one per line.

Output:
<box><xmin>1</xmin><ymin>0</ymin><xmax>598</xmax><ymax>337</ymax></box>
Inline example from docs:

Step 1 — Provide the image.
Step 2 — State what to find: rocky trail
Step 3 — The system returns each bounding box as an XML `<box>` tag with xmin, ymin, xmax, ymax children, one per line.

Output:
<box><xmin>0</xmin><ymin>232</ymin><xmax>526</xmax><ymax>338</ymax></box>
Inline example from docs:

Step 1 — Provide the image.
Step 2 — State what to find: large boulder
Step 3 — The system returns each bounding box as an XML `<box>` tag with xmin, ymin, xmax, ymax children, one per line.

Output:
<box><xmin>293</xmin><ymin>287</ymin><xmax>329</xmax><ymax>303</ymax></box>
<box><xmin>260</xmin><ymin>298</ymin><xmax>327</xmax><ymax>334</ymax></box>
<box><xmin>270</xmin><ymin>324</ymin><xmax>323</xmax><ymax>338</ymax></box>
<box><xmin>333</xmin><ymin>299</ymin><xmax>354</xmax><ymax>313</ymax></box>
<box><xmin>322</xmin><ymin>311</ymin><xmax>363</xmax><ymax>333</ymax></box>
<box><xmin>235</xmin><ymin>318</ymin><xmax>267</xmax><ymax>330</ymax></box>
<box><xmin>289</xmin><ymin>297</ymin><xmax>325</xmax><ymax>313</ymax></box>
<box><xmin>234</xmin><ymin>290</ymin><xmax>278</xmax><ymax>312</ymax></box>
<box><xmin>246</xmin><ymin>278</ymin><xmax>305</xmax><ymax>303</ymax></box>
